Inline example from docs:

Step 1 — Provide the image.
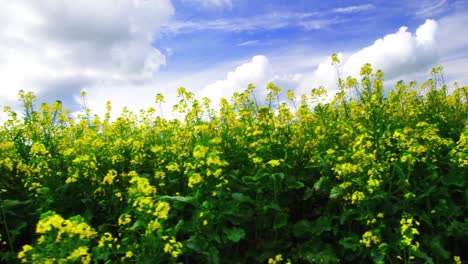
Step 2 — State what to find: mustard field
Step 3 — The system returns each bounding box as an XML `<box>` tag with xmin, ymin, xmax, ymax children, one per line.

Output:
<box><xmin>0</xmin><ymin>63</ymin><xmax>466</xmax><ymax>263</ymax></box>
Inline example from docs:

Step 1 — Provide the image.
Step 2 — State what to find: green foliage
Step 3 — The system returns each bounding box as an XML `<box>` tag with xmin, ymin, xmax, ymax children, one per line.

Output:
<box><xmin>0</xmin><ymin>61</ymin><xmax>467</xmax><ymax>263</ymax></box>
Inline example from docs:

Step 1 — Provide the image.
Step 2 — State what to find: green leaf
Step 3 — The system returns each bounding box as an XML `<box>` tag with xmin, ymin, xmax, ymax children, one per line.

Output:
<box><xmin>273</xmin><ymin>213</ymin><xmax>288</xmax><ymax>230</ymax></box>
<box><xmin>314</xmin><ymin>176</ymin><xmax>327</xmax><ymax>191</ymax></box>
<box><xmin>160</xmin><ymin>195</ymin><xmax>195</xmax><ymax>204</ymax></box>
<box><xmin>293</xmin><ymin>220</ymin><xmax>312</xmax><ymax>238</ymax></box>
<box><xmin>172</xmin><ymin>219</ymin><xmax>185</xmax><ymax>233</ymax></box>
<box><xmin>129</xmin><ymin>220</ymin><xmax>144</xmax><ymax>231</ymax></box>
<box><xmin>303</xmin><ymin>187</ymin><xmax>314</xmax><ymax>200</ymax></box>
<box><xmin>316</xmin><ymin>154</ymin><xmax>329</xmax><ymax>170</ymax></box>
<box><xmin>253</xmin><ymin>169</ymin><xmax>268</xmax><ymax>181</ymax></box>
<box><xmin>339</xmin><ymin>235</ymin><xmax>360</xmax><ymax>251</ymax></box>
<box><xmin>1</xmin><ymin>199</ymin><xmax>32</xmax><ymax>210</ymax></box>
<box><xmin>253</xmin><ymin>173</ymin><xmax>268</xmax><ymax>181</ymax></box>
<box><xmin>286</xmin><ymin>178</ymin><xmax>304</xmax><ymax>190</ymax></box>
<box><xmin>241</xmin><ymin>176</ymin><xmax>254</xmax><ymax>185</ymax></box>
<box><xmin>371</xmin><ymin>242</ymin><xmax>388</xmax><ymax>264</ymax></box>
<box><xmin>223</xmin><ymin>227</ymin><xmax>245</xmax><ymax>242</ymax></box>
<box><xmin>441</xmin><ymin>172</ymin><xmax>465</xmax><ymax>187</ymax></box>
<box><xmin>185</xmin><ymin>235</ymin><xmax>203</xmax><ymax>253</ymax></box>
<box><xmin>140</xmin><ymin>173</ymin><xmax>151</xmax><ymax>178</ymax></box>
<box><xmin>207</xmin><ymin>247</ymin><xmax>220</xmax><ymax>264</ymax></box>
<box><xmin>293</xmin><ymin>216</ymin><xmax>331</xmax><ymax>237</ymax></box>
<box><xmin>416</xmin><ymin>186</ymin><xmax>437</xmax><ymax>200</ymax></box>
<box><xmin>329</xmin><ymin>186</ymin><xmax>344</xmax><ymax>199</ymax></box>
<box><xmin>411</xmin><ymin>249</ymin><xmax>434</xmax><ymax>264</ymax></box>
<box><xmin>263</xmin><ymin>202</ymin><xmax>281</xmax><ymax>212</ymax></box>
<box><xmin>425</xmin><ymin>235</ymin><xmax>450</xmax><ymax>260</ymax></box>
<box><xmin>231</xmin><ymin>193</ymin><xmax>254</xmax><ymax>204</ymax></box>
<box><xmin>392</xmin><ymin>163</ymin><xmax>406</xmax><ymax>183</ymax></box>
<box><xmin>311</xmin><ymin>216</ymin><xmax>332</xmax><ymax>235</ymax></box>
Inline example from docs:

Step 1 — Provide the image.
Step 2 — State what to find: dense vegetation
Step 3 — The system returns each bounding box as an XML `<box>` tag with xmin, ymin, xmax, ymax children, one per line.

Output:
<box><xmin>0</xmin><ymin>61</ymin><xmax>466</xmax><ymax>263</ymax></box>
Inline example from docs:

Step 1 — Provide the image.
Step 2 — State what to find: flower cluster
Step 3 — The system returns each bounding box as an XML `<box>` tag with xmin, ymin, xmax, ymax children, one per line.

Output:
<box><xmin>162</xmin><ymin>236</ymin><xmax>183</xmax><ymax>258</ymax></box>
<box><xmin>17</xmin><ymin>211</ymin><xmax>96</xmax><ymax>263</ymax></box>
<box><xmin>0</xmin><ymin>63</ymin><xmax>465</xmax><ymax>263</ymax></box>
<box><xmin>400</xmin><ymin>216</ymin><xmax>421</xmax><ymax>251</ymax></box>
<box><xmin>360</xmin><ymin>230</ymin><xmax>381</xmax><ymax>247</ymax></box>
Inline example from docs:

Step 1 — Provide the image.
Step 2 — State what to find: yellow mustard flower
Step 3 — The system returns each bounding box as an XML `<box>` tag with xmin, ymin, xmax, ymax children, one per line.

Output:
<box><xmin>267</xmin><ymin>159</ymin><xmax>281</xmax><ymax>167</ymax></box>
<box><xmin>188</xmin><ymin>172</ymin><xmax>203</xmax><ymax>187</ymax></box>
<box><xmin>118</xmin><ymin>214</ymin><xmax>132</xmax><ymax>226</ymax></box>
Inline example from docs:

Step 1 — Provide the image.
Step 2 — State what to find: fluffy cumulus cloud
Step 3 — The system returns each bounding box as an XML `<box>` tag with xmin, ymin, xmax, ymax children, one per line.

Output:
<box><xmin>200</xmin><ymin>55</ymin><xmax>273</xmax><ymax>105</ymax></box>
<box><xmin>1</xmin><ymin>0</ymin><xmax>465</xmax><ymax>122</ymax></box>
<box><xmin>436</xmin><ymin>11</ymin><xmax>468</xmax><ymax>85</ymax></box>
<box><xmin>343</xmin><ymin>19</ymin><xmax>438</xmax><ymax>80</ymax></box>
<box><xmin>0</xmin><ymin>0</ymin><xmax>174</xmax><ymax>113</ymax></box>
<box><xmin>196</xmin><ymin>19</ymin><xmax>442</xmax><ymax>108</ymax></box>
<box><xmin>297</xmin><ymin>54</ymin><xmax>342</xmax><ymax>95</ymax></box>
<box><xmin>299</xmin><ymin>19</ymin><xmax>439</xmax><ymax>93</ymax></box>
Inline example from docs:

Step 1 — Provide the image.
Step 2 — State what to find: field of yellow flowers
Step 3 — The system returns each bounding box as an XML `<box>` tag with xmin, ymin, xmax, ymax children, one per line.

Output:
<box><xmin>0</xmin><ymin>62</ymin><xmax>466</xmax><ymax>263</ymax></box>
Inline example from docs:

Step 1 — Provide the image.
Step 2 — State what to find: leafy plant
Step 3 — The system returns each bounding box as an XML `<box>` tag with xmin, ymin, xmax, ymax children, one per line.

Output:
<box><xmin>0</xmin><ymin>58</ymin><xmax>466</xmax><ymax>263</ymax></box>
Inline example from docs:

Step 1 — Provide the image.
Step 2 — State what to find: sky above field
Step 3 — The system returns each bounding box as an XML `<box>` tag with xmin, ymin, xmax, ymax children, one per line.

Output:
<box><xmin>0</xmin><ymin>0</ymin><xmax>467</xmax><ymax>119</ymax></box>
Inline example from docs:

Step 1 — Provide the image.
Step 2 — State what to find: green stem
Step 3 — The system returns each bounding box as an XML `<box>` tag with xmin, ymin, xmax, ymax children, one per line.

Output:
<box><xmin>0</xmin><ymin>199</ymin><xmax>14</xmax><ymax>253</ymax></box>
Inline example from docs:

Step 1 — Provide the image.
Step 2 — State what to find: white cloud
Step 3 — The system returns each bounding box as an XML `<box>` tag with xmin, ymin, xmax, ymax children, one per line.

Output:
<box><xmin>298</xmin><ymin>19</ymin><xmax>440</xmax><ymax>93</ymax></box>
<box><xmin>343</xmin><ymin>19</ymin><xmax>438</xmax><ymax>79</ymax></box>
<box><xmin>436</xmin><ymin>11</ymin><xmax>468</xmax><ymax>53</ymax></box>
<box><xmin>298</xmin><ymin>54</ymin><xmax>342</xmax><ymax>94</ymax></box>
<box><xmin>416</xmin><ymin>0</ymin><xmax>449</xmax><ymax>17</ymax></box>
<box><xmin>440</xmin><ymin>52</ymin><xmax>468</xmax><ymax>86</ymax></box>
<box><xmin>163</xmin><ymin>12</ymin><xmax>336</xmax><ymax>34</ymax></box>
<box><xmin>0</xmin><ymin>0</ymin><xmax>174</xmax><ymax>111</ymax></box>
<box><xmin>199</xmin><ymin>0</ymin><xmax>232</xmax><ymax>8</ymax></box>
<box><xmin>238</xmin><ymin>40</ymin><xmax>259</xmax><ymax>46</ymax></box>
<box><xmin>178</xmin><ymin>0</ymin><xmax>232</xmax><ymax>9</ymax></box>
<box><xmin>299</xmin><ymin>19</ymin><xmax>337</xmax><ymax>30</ymax></box>
<box><xmin>436</xmin><ymin>11</ymin><xmax>468</xmax><ymax>85</ymax></box>
<box><xmin>72</xmin><ymin>14</ymin><xmax>467</xmax><ymax>119</ymax></box>
<box><xmin>1</xmin><ymin>1</ymin><xmax>466</xmax><ymax>123</ymax></box>
<box><xmin>78</xmin><ymin>81</ymin><xmax>172</xmax><ymax>120</ymax></box>
<box><xmin>333</xmin><ymin>4</ymin><xmax>375</xmax><ymax>13</ymax></box>
<box><xmin>200</xmin><ymin>55</ymin><xmax>273</xmax><ymax>106</ymax></box>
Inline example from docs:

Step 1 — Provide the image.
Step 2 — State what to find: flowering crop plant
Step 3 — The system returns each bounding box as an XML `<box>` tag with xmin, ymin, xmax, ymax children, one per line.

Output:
<box><xmin>0</xmin><ymin>58</ymin><xmax>466</xmax><ymax>263</ymax></box>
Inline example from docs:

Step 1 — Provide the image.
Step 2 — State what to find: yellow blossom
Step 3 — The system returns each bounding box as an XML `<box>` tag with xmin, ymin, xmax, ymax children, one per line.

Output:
<box><xmin>66</xmin><ymin>246</ymin><xmax>89</xmax><ymax>261</ymax></box>
<box><xmin>188</xmin><ymin>172</ymin><xmax>203</xmax><ymax>187</ymax></box>
<box><xmin>118</xmin><ymin>214</ymin><xmax>132</xmax><ymax>225</ymax></box>
<box><xmin>268</xmin><ymin>254</ymin><xmax>284</xmax><ymax>264</ymax></box>
<box><xmin>193</xmin><ymin>145</ymin><xmax>209</xmax><ymax>159</ymax></box>
<box><xmin>17</xmin><ymin>244</ymin><xmax>33</xmax><ymax>260</ymax></box>
<box><xmin>360</xmin><ymin>231</ymin><xmax>380</xmax><ymax>247</ymax></box>
<box><xmin>166</xmin><ymin>163</ymin><xmax>180</xmax><ymax>172</ymax></box>
<box><xmin>351</xmin><ymin>191</ymin><xmax>365</xmax><ymax>204</ymax></box>
<box><xmin>267</xmin><ymin>159</ymin><xmax>281</xmax><ymax>167</ymax></box>
<box><xmin>103</xmin><ymin>169</ymin><xmax>117</xmax><ymax>185</ymax></box>
<box><xmin>252</xmin><ymin>157</ymin><xmax>263</xmax><ymax>164</ymax></box>
<box><xmin>146</xmin><ymin>219</ymin><xmax>161</xmax><ymax>233</ymax></box>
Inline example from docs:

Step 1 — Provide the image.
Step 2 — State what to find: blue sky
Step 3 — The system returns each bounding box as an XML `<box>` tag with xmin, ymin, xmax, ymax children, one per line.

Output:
<box><xmin>160</xmin><ymin>1</ymin><xmax>435</xmax><ymax>69</ymax></box>
<box><xmin>0</xmin><ymin>0</ymin><xmax>467</xmax><ymax>119</ymax></box>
